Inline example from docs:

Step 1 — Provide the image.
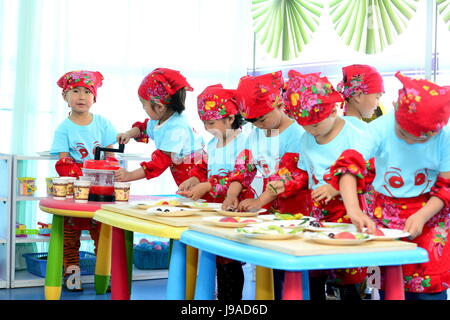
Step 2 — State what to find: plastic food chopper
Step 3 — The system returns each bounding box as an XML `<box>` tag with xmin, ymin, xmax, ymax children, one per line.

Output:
<box><xmin>81</xmin><ymin>144</ymin><xmax>125</xmax><ymax>202</ymax></box>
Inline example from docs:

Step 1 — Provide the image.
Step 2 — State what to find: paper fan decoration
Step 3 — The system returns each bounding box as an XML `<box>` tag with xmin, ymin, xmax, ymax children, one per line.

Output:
<box><xmin>252</xmin><ymin>0</ymin><xmax>324</xmax><ymax>60</ymax></box>
<box><xmin>329</xmin><ymin>0</ymin><xmax>419</xmax><ymax>54</ymax></box>
<box><xmin>437</xmin><ymin>0</ymin><xmax>450</xmax><ymax>31</ymax></box>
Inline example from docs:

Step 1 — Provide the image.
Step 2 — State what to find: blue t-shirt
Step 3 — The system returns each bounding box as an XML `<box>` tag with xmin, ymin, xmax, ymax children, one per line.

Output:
<box><xmin>359</xmin><ymin>112</ymin><xmax>450</xmax><ymax>198</ymax></box>
<box><xmin>342</xmin><ymin>115</ymin><xmax>368</xmax><ymax>130</ymax></box>
<box><xmin>146</xmin><ymin>113</ymin><xmax>204</xmax><ymax>160</ymax></box>
<box><xmin>299</xmin><ymin>118</ymin><xmax>366</xmax><ymax>189</ymax></box>
<box><xmin>206</xmin><ymin>130</ymin><xmax>250</xmax><ymax>178</ymax></box>
<box><xmin>247</xmin><ymin>121</ymin><xmax>305</xmax><ymax>178</ymax></box>
<box><xmin>50</xmin><ymin>114</ymin><xmax>117</xmax><ymax>163</ymax></box>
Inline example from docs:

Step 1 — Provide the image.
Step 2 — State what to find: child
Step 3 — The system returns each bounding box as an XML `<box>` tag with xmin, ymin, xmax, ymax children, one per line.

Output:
<box><xmin>178</xmin><ymin>84</ymin><xmax>257</xmax><ymax>300</ymax></box>
<box><xmin>50</xmin><ymin>70</ymin><xmax>118</xmax><ymax>291</ymax></box>
<box><xmin>234</xmin><ymin>71</ymin><xmax>309</xmax><ymax>299</ymax></box>
<box><xmin>337</xmin><ymin>64</ymin><xmax>384</xmax><ymax>128</ymax></box>
<box><xmin>284</xmin><ymin>70</ymin><xmax>370</xmax><ymax>300</ymax></box>
<box><xmin>329</xmin><ymin>72</ymin><xmax>450</xmax><ymax>300</ymax></box>
<box><xmin>115</xmin><ymin>68</ymin><xmax>207</xmax><ymax>189</ymax></box>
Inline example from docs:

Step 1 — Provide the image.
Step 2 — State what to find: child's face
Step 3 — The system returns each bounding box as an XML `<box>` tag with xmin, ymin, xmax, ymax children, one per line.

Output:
<box><xmin>63</xmin><ymin>86</ymin><xmax>94</xmax><ymax>113</ymax></box>
<box><xmin>250</xmin><ymin>109</ymin><xmax>283</xmax><ymax>130</ymax></box>
<box><xmin>302</xmin><ymin>110</ymin><xmax>338</xmax><ymax>139</ymax></box>
<box><xmin>352</xmin><ymin>92</ymin><xmax>382</xmax><ymax>118</ymax></box>
<box><xmin>395</xmin><ymin>122</ymin><xmax>432</xmax><ymax>144</ymax></box>
<box><xmin>202</xmin><ymin>116</ymin><xmax>234</xmax><ymax>139</ymax></box>
<box><xmin>141</xmin><ymin>98</ymin><xmax>166</xmax><ymax>121</ymax></box>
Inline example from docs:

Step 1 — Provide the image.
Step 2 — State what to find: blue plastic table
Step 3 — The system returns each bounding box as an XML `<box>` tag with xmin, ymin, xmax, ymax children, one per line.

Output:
<box><xmin>180</xmin><ymin>224</ymin><xmax>429</xmax><ymax>300</ymax></box>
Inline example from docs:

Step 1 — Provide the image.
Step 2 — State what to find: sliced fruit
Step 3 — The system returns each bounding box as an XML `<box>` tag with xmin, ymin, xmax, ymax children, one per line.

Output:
<box><xmin>334</xmin><ymin>232</ymin><xmax>356</xmax><ymax>240</ymax></box>
<box><xmin>219</xmin><ymin>217</ymin><xmax>238</xmax><ymax>223</ymax></box>
<box><xmin>374</xmin><ymin>229</ymin><xmax>385</xmax><ymax>236</ymax></box>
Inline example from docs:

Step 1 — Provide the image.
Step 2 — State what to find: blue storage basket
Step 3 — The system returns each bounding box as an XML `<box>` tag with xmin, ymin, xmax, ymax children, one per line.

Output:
<box><xmin>133</xmin><ymin>245</ymin><xmax>169</xmax><ymax>270</ymax></box>
<box><xmin>23</xmin><ymin>251</ymin><xmax>96</xmax><ymax>277</ymax></box>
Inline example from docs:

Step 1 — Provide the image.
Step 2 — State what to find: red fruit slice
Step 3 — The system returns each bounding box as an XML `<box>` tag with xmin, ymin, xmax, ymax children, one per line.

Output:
<box><xmin>220</xmin><ymin>217</ymin><xmax>238</xmax><ymax>223</ymax></box>
<box><xmin>162</xmin><ymin>201</ymin><xmax>169</xmax><ymax>205</ymax></box>
<box><xmin>241</xmin><ymin>219</ymin><xmax>257</xmax><ymax>223</ymax></box>
<box><xmin>335</xmin><ymin>232</ymin><xmax>356</xmax><ymax>240</ymax></box>
<box><xmin>374</xmin><ymin>229</ymin><xmax>385</xmax><ymax>236</ymax></box>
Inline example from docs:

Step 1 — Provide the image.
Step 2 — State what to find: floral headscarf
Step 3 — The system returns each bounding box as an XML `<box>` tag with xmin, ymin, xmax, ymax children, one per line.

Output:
<box><xmin>337</xmin><ymin>64</ymin><xmax>384</xmax><ymax>100</ymax></box>
<box><xmin>197</xmin><ymin>84</ymin><xmax>238</xmax><ymax>120</ymax></box>
<box><xmin>138</xmin><ymin>68</ymin><xmax>193</xmax><ymax>104</ymax></box>
<box><xmin>57</xmin><ymin>70</ymin><xmax>104</xmax><ymax>102</ymax></box>
<box><xmin>284</xmin><ymin>70</ymin><xmax>344</xmax><ymax>126</ymax></box>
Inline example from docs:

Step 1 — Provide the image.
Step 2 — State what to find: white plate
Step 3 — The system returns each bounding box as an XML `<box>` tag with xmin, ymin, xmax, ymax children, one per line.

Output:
<box><xmin>146</xmin><ymin>206</ymin><xmax>198</xmax><ymax>217</ymax></box>
<box><xmin>236</xmin><ymin>226</ymin><xmax>300</xmax><ymax>240</ymax></box>
<box><xmin>239</xmin><ymin>233</ymin><xmax>297</xmax><ymax>240</ymax></box>
<box><xmin>217</xmin><ymin>209</ymin><xmax>266</xmax><ymax>217</ymax></box>
<box><xmin>304</xmin><ymin>222</ymin><xmax>357</xmax><ymax>233</ymax></box>
<box><xmin>202</xmin><ymin>216</ymin><xmax>263</xmax><ymax>228</ymax></box>
<box><xmin>254</xmin><ymin>220</ymin><xmax>311</xmax><ymax>229</ymax></box>
<box><xmin>185</xmin><ymin>202</ymin><xmax>222</xmax><ymax>211</ymax></box>
<box><xmin>303</xmin><ymin>231</ymin><xmax>373</xmax><ymax>245</ymax></box>
<box><xmin>365</xmin><ymin>228</ymin><xmax>410</xmax><ymax>241</ymax></box>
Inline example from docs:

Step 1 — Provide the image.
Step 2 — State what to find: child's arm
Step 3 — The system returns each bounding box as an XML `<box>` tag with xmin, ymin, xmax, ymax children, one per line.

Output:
<box><xmin>117</xmin><ymin>127</ymin><xmax>141</xmax><ymax>144</ymax></box>
<box><xmin>405</xmin><ymin>172</ymin><xmax>450</xmax><ymax>239</ymax></box>
<box><xmin>339</xmin><ymin>173</ymin><xmax>377</xmax><ymax>234</ymax></box>
<box><xmin>238</xmin><ymin>189</ymin><xmax>277</xmax><ymax>212</ymax></box>
<box><xmin>222</xmin><ymin>181</ymin><xmax>243</xmax><ymax>211</ymax></box>
<box><xmin>311</xmin><ymin>184</ymin><xmax>340</xmax><ymax>204</ymax></box>
<box><xmin>55</xmin><ymin>152</ymin><xmax>82</xmax><ymax>177</ymax></box>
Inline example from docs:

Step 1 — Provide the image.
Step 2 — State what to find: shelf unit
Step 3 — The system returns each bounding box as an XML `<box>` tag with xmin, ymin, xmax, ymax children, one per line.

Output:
<box><xmin>0</xmin><ymin>154</ymin><xmax>12</xmax><ymax>289</ymax></box>
<box><xmin>10</xmin><ymin>153</ymin><xmax>168</xmax><ymax>288</ymax></box>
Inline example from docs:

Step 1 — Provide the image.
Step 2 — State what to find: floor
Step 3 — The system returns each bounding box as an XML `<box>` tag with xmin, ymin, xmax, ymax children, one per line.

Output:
<box><xmin>0</xmin><ymin>264</ymin><xmax>256</xmax><ymax>300</ymax></box>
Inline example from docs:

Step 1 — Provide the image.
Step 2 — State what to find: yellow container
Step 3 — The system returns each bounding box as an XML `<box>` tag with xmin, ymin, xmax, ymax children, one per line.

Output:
<box><xmin>46</xmin><ymin>177</ymin><xmax>58</xmax><ymax>195</ymax></box>
<box><xmin>18</xmin><ymin>177</ymin><xmax>37</xmax><ymax>196</ymax></box>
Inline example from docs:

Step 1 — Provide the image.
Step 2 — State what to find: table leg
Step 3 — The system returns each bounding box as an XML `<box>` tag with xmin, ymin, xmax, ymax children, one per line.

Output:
<box><xmin>301</xmin><ymin>270</ymin><xmax>310</xmax><ymax>300</ymax></box>
<box><xmin>383</xmin><ymin>266</ymin><xmax>405</xmax><ymax>300</ymax></box>
<box><xmin>255</xmin><ymin>266</ymin><xmax>274</xmax><ymax>300</ymax></box>
<box><xmin>44</xmin><ymin>215</ymin><xmax>64</xmax><ymax>300</ymax></box>
<box><xmin>95</xmin><ymin>223</ymin><xmax>111</xmax><ymax>295</ymax></box>
<box><xmin>283</xmin><ymin>271</ymin><xmax>304</xmax><ymax>300</ymax></box>
<box><xmin>125</xmin><ymin>230</ymin><xmax>134</xmax><ymax>293</ymax></box>
<box><xmin>166</xmin><ymin>240</ymin><xmax>186</xmax><ymax>300</ymax></box>
<box><xmin>194</xmin><ymin>251</ymin><xmax>216</xmax><ymax>300</ymax></box>
<box><xmin>185</xmin><ymin>245</ymin><xmax>198</xmax><ymax>300</ymax></box>
<box><xmin>111</xmin><ymin>227</ymin><xmax>130</xmax><ymax>300</ymax></box>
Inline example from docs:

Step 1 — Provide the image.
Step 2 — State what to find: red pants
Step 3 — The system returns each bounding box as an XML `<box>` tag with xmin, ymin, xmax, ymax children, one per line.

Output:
<box><xmin>369</xmin><ymin>192</ymin><xmax>450</xmax><ymax>293</ymax></box>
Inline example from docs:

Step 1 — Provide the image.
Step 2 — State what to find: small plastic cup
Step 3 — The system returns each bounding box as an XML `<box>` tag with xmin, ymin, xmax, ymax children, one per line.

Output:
<box><xmin>74</xmin><ymin>180</ymin><xmax>91</xmax><ymax>203</ymax></box>
<box><xmin>46</xmin><ymin>177</ymin><xmax>58</xmax><ymax>196</ymax></box>
<box><xmin>18</xmin><ymin>177</ymin><xmax>37</xmax><ymax>196</ymax></box>
<box><xmin>60</xmin><ymin>177</ymin><xmax>77</xmax><ymax>199</ymax></box>
<box><xmin>114</xmin><ymin>182</ymin><xmax>131</xmax><ymax>203</ymax></box>
<box><xmin>52</xmin><ymin>178</ymin><xmax>68</xmax><ymax>200</ymax></box>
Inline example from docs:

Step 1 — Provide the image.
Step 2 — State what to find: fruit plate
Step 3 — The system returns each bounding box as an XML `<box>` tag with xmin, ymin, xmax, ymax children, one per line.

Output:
<box><xmin>146</xmin><ymin>207</ymin><xmax>199</xmax><ymax>217</ymax></box>
<box><xmin>216</xmin><ymin>209</ymin><xmax>266</xmax><ymax>217</ymax></box>
<box><xmin>366</xmin><ymin>228</ymin><xmax>410</xmax><ymax>241</ymax></box>
<box><xmin>184</xmin><ymin>202</ymin><xmax>223</xmax><ymax>211</ymax></box>
<box><xmin>236</xmin><ymin>226</ymin><xmax>300</xmax><ymax>240</ymax></box>
<box><xmin>304</xmin><ymin>222</ymin><xmax>357</xmax><ymax>233</ymax></box>
<box><xmin>202</xmin><ymin>216</ymin><xmax>263</xmax><ymax>228</ymax></box>
<box><xmin>303</xmin><ymin>231</ymin><xmax>373</xmax><ymax>245</ymax></box>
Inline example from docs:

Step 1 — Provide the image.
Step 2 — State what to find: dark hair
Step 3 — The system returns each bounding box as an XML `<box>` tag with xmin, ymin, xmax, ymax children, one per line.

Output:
<box><xmin>231</xmin><ymin>113</ymin><xmax>245</xmax><ymax>130</ymax></box>
<box><xmin>244</xmin><ymin>116</ymin><xmax>261</xmax><ymax>123</ymax></box>
<box><xmin>165</xmin><ymin>88</ymin><xmax>186</xmax><ymax>114</ymax></box>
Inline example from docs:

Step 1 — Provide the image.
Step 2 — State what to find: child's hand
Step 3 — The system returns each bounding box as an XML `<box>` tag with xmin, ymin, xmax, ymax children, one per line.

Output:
<box><xmin>238</xmin><ymin>198</ymin><xmax>263</xmax><ymax>213</ymax></box>
<box><xmin>177</xmin><ymin>177</ymin><xmax>200</xmax><ymax>195</ymax></box>
<box><xmin>222</xmin><ymin>196</ymin><xmax>239</xmax><ymax>211</ymax></box>
<box><xmin>266</xmin><ymin>180</ymin><xmax>285</xmax><ymax>196</ymax></box>
<box><xmin>185</xmin><ymin>182</ymin><xmax>211</xmax><ymax>201</ymax></box>
<box><xmin>347</xmin><ymin>208</ymin><xmax>377</xmax><ymax>234</ymax></box>
<box><xmin>311</xmin><ymin>184</ymin><xmax>340</xmax><ymax>204</ymax></box>
<box><xmin>114</xmin><ymin>168</ymin><xmax>133</xmax><ymax>182</ymax></box>
<box><xmin>404</xmin><ymin>212</ymin><xmax>427</xmax><ymax>240</ymax></box>
<box><xmin>117</xmin><ymin>133</ymin><xmax>131</xmax><ymax>144</ymax></box>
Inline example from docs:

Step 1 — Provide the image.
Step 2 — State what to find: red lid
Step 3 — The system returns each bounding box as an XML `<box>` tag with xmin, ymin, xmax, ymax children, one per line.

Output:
<box><xmin>83</xmin><ymin>159</ymin><xmax>120</xmax><ymax>171</ymax></box>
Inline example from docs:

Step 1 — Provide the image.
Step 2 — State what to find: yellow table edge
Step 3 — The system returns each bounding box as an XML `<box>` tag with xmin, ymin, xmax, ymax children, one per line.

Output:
<box><xmin>39</xmin><ymin>206</ymin><xmax>93</xmax><ymax>218</ymax></box>
<box><xmin>94</xmin><ymin>209</ymin><xmax>187</xmax><ymax>239</ymax></box>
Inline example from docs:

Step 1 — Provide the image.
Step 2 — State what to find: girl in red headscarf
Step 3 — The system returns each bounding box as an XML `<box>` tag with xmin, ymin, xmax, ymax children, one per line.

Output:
<box><xmin>177</xmin><ymin>84</ymin><xmax>257</xmax><ymax>300</ymax></box>
<box><xmin>330</xmin><ymin>72</ymin><xmax>450</xmax><ymax>300</ymax></box>
<box><xmin>50</xmin><ymin>70</ymin><xmax>118</xmax><ymax>291</ymax></box>
<box><xmin>115</xmin><ymin>68</ymin><xmax>208</xmax><ymax>190</ymax></box>
<box><xmin>284</xmin><ymin>70</ymin><xmax>372</xmax><ymax>300</ymax></box>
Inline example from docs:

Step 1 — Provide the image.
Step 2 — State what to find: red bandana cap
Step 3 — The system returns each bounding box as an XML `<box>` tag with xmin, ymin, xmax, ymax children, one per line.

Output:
<box><xmin>138</xmin><ymin>68</ymin><xmax>193</xmax><ymax>104</ymax></box>
<box><xmin>284</xmin><ymin>70</ymin><xmax>344</xmax><ymax>126</ymax></box>
<box><xmin>337</xmin><ymin>64</ymin><xmax>384</xmax><ymax>99</ymax></box>
<box><xmin>236</xmin><ymin>71</ymin><xmax>285</xmax><ymax>119</ymax></box>
<box><xmin>394</xmin><ymin>71</ymin><xmax>450</xmax><ymax>137</ymax></box>
<box><xmin>57</xmin><ymin>70</ymin><xmax>104</xmax><ymax>102</ymax></box>
<box><xmin>197</xmin><ymin>84</ymin><xmax>238</xmax><ymax>121</ymax></box>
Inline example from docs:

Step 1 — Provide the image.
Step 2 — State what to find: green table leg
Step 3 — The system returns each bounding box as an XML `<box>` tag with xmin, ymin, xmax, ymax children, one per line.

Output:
<box><xmin>95</xmin><ymin>223</ymin><xmax>111</xmax><ymax>294</ymax></box>
<box><xmin>45</xmin><ymin>215</ymin><xmax>64</xmax><ymax>300</ymax></box>
<box><xmin>125</xmin><ymin>230</ymin><xmax>134</xmax><ymax>293</ymax></box>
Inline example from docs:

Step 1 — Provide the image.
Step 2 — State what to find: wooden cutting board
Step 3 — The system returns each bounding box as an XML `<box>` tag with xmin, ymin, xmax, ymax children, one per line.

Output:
<box><xmin>188</xmin><ymin>222</ymin><xmax>417</xmax><ymax>257</ymax></box>
<box><xmin>101</xmin><ymin>203</ymin><xmax>218</xmax><ymax>227</ymax></box>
